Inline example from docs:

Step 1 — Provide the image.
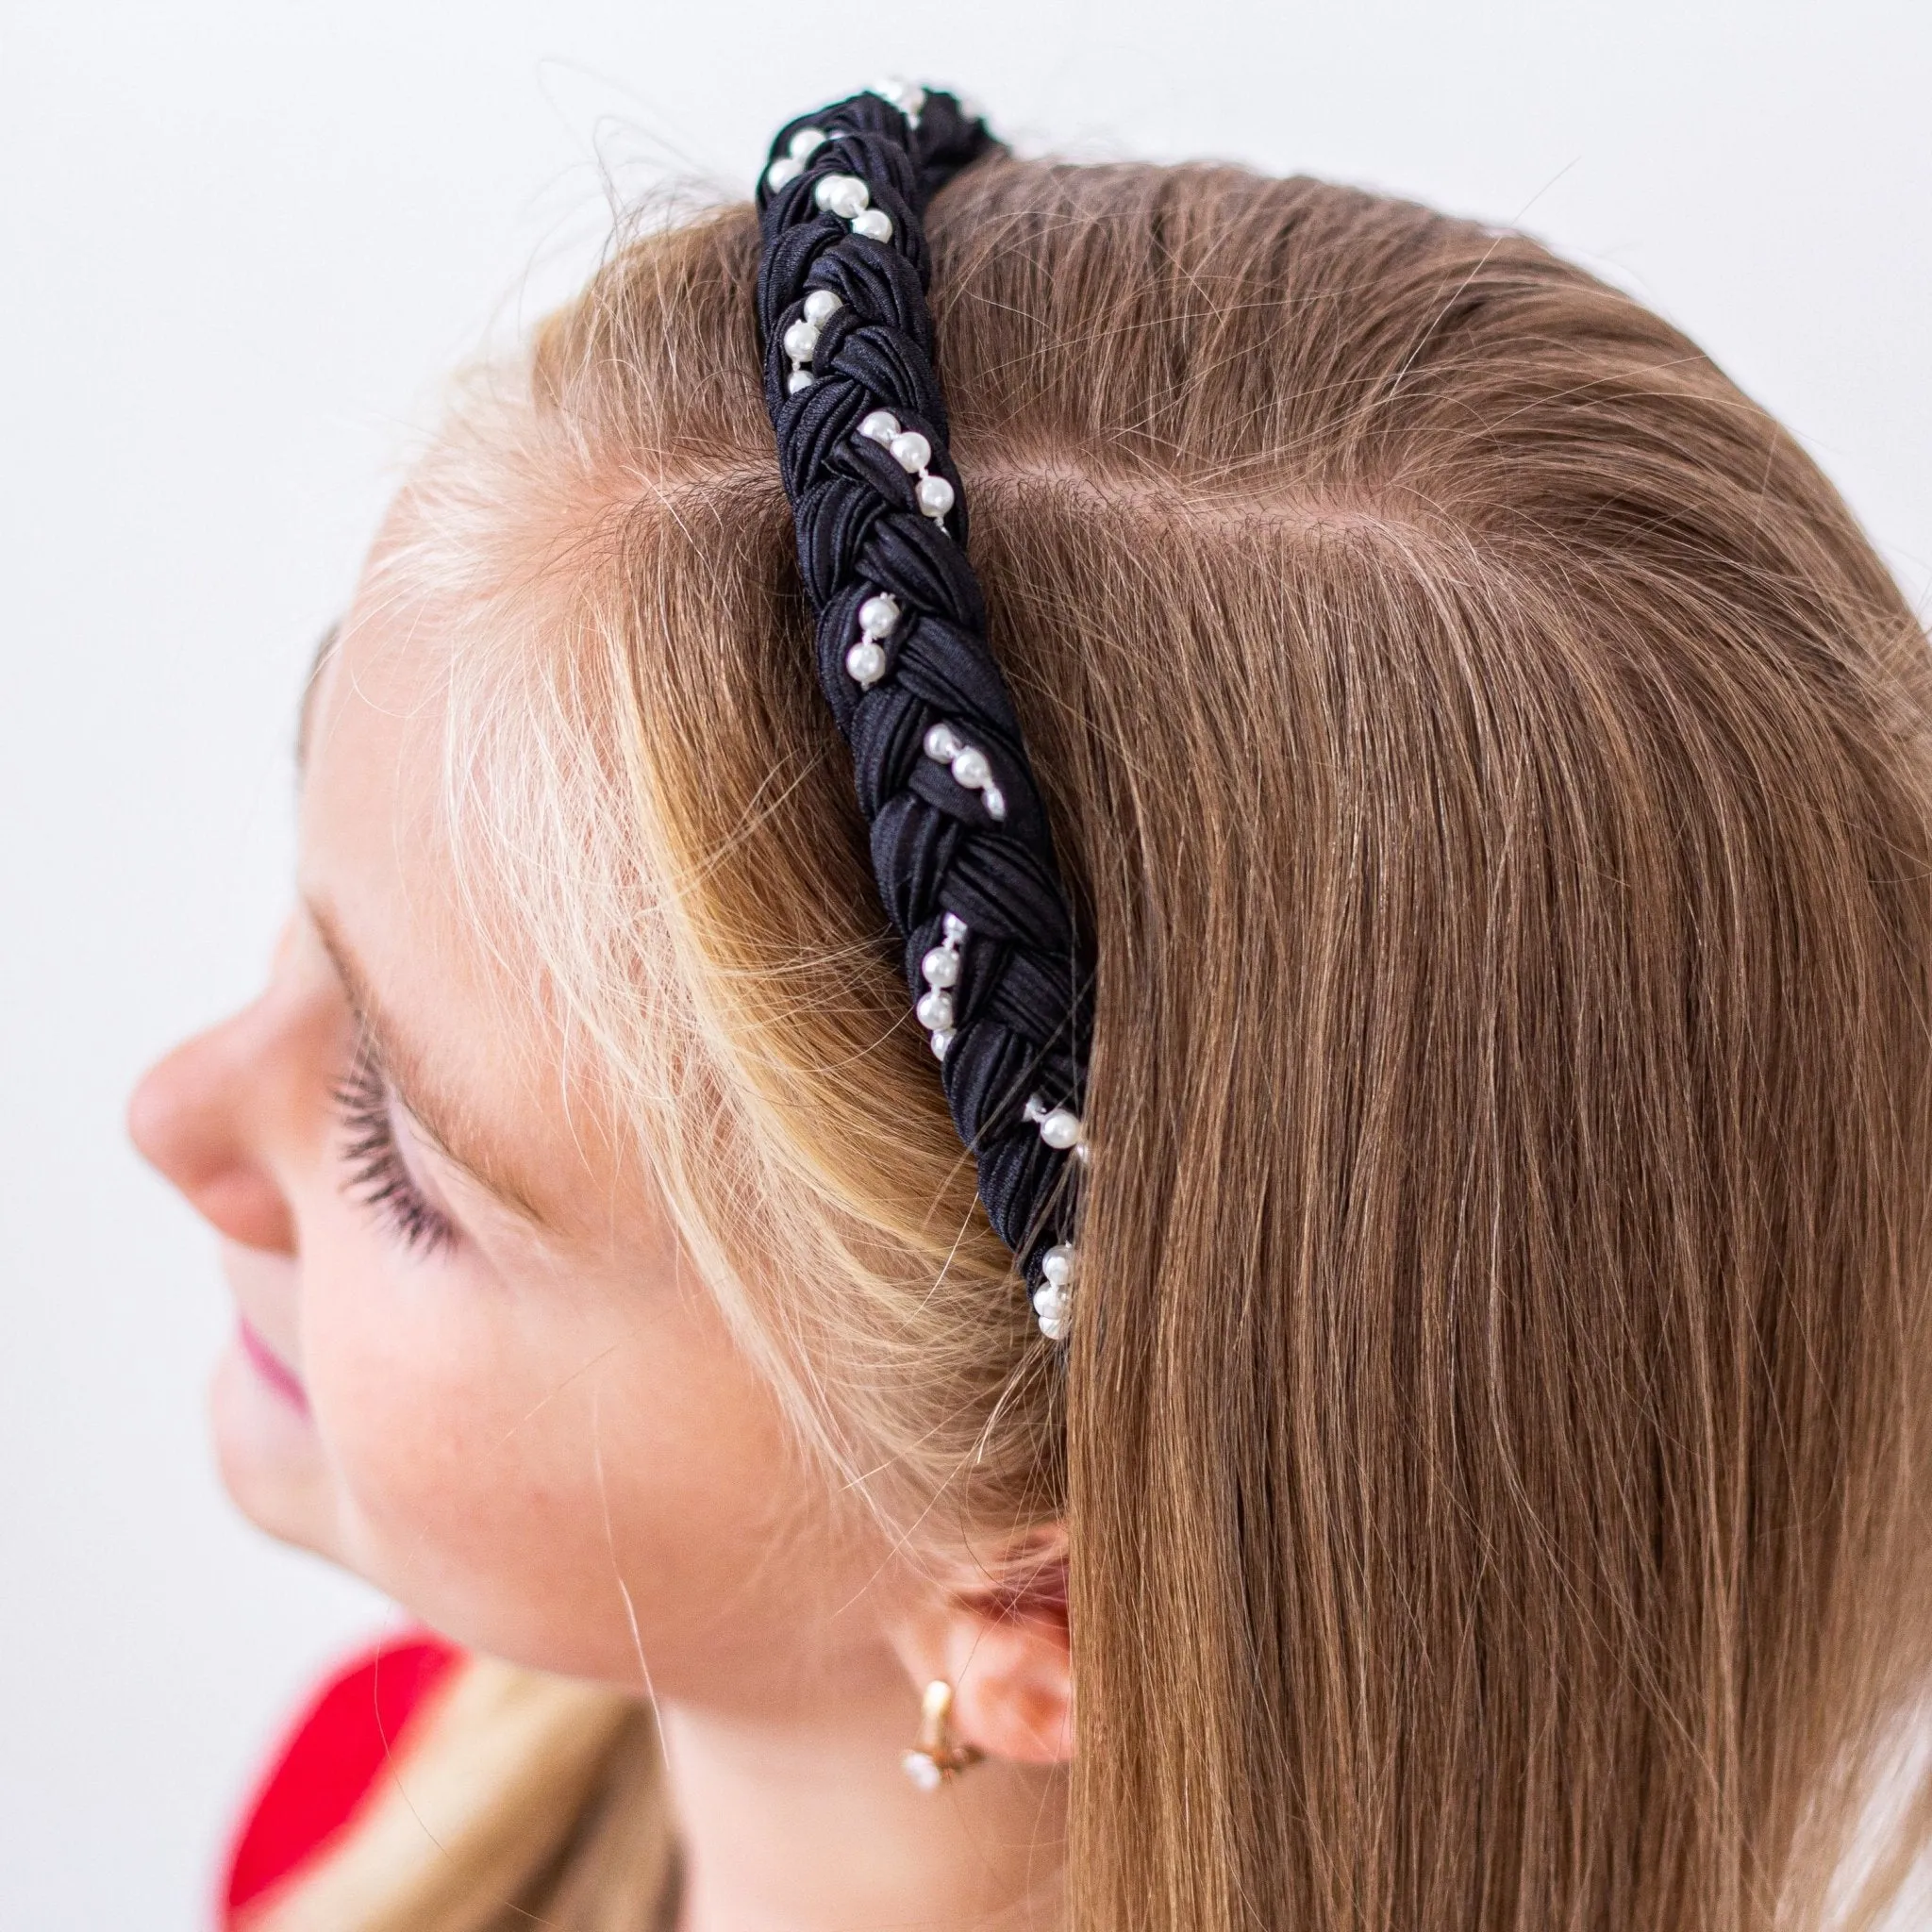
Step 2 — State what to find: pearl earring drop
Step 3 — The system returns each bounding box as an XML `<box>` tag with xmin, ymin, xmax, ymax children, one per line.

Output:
<box><xmin>901</xmin><ymin>1676</ymin><xmax>979</xmax><ymax>1790</ymax></box>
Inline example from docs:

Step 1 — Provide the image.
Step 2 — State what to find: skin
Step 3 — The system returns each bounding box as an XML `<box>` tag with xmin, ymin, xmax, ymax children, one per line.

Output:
<box><xmin>128</xmin><ymin>567</ymin><xmax>1073</xmax><ymax>1930</ymax></box>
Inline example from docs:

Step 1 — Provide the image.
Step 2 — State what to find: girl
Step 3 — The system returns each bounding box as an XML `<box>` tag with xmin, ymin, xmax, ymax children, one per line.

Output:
<box><xmin>130</xmin><ymin>85</ymin><xmax>1932</xmax><ymax>1932</ymax></box>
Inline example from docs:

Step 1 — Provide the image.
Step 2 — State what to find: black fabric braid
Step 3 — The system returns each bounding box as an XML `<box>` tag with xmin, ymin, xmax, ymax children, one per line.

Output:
<box><xmin>754</xmin><ymin>86</ymin><xmax>1091</xmax><ymax>1318</ymax></box>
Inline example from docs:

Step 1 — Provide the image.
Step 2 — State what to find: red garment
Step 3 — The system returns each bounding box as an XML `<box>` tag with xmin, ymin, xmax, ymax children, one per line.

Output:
<box><xmin>221</xmin><ymin>1633</ymin><xmax>463</xmax><ymax>1925</ymax></box>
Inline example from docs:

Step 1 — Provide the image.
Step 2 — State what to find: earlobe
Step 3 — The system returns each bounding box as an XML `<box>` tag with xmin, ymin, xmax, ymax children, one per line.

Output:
<box><xmin>890</xmin><ymin>1532</ymin><xmax>1074</xmax><ymax>1769</ymax></box>
<box><xmin>947</xmin><ymin>1599</ymin><xmax>1074</xmax><ymax>1766</ymax></box>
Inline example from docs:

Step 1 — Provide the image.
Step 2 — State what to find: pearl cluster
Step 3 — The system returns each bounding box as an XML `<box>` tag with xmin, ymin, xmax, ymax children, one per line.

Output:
<box><xmin>766</xmin><ymin>125</ymin><xmax>894</xmax><ymax>242</ymax></box>
<box><xmin>1022</xmin><ymin>1101</ymin><xmax>1084</xmax><ymax>1336</ymax></box>
<box><xmin>911</xmin><ymin>915</ymin><xmax>1082</xmax><ymax>1342</ymax></box>
<box><xmin>915</xmin><ymin>910</ymin><xmax>969</xmax><ymax>1058</ymax></box>
<box><xmin>1031</xmin><ymin>1243</ymin><xmax>1076</xmax><ymax>1341</ymax></box>
<box><xmin>769</xmin><ymin>134</ymin><xmax>892</xmax><ymax>240</ymax></box>
<box><xmin>781</xmin><ymin>286</ymin><xmax>844</xmax><ymax>396</ymax></box>
<box><xmin>764</xmin><ymin>124</ymin><xmax>826</xmax><ymax>195</ymax></box>
<box><xmin>858</xmin><ymin>408</ymin><xmax>956</xmax><ymax>525</ymax></box>
<box><xmin>868</xmin><ymin>76</ymin><xmax>926</xmax><ymax>127</ymax></box>
<box><xmin>923</xmin><ymin>721</ymin><xmax>1007</xmax><ymax>822</ymax></box>
<box><xmin>844</xmin><ymin>591</ymin><xmax>899</xmax><ymax>689</ymax></box>
<box><xmin>816</xmin><ymin>171</ymin><xmax>894</xmax><ymax>242</ymax></box>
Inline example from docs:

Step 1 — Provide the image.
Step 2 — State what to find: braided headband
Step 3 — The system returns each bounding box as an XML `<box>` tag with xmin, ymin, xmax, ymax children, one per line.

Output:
<box><xmin>754</xmin><ymin>82</ymin><xmax>1091</xmax><ymax>1341</ymax></box>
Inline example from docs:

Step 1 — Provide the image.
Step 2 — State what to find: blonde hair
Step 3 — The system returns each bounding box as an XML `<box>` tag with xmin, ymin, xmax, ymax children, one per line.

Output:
<box><xmin>261</xmin><ymin>158</ymin><xmax>1932</xmax><ymax>1930</ymax></box>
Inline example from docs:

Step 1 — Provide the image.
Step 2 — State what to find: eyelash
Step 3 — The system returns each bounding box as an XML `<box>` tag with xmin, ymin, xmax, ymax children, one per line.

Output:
<box><xmin>334</xmin><ymin>1042</ymin><xmax>457</xmax><ymax>1256</ymax></box>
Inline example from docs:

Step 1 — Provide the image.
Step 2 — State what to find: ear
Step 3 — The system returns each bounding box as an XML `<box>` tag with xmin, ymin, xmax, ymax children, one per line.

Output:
<box><xmin>887</xmin><ymin>1525</ymin><xmax>1073</xmax><ymax>1767</ymax></box>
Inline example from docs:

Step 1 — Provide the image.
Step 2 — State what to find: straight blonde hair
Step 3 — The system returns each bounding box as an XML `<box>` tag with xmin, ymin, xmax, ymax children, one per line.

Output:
<box><xmin>258</xmin><ymin>158</ymin><xmax>1932</xmax><ymax>1931</ymax></box>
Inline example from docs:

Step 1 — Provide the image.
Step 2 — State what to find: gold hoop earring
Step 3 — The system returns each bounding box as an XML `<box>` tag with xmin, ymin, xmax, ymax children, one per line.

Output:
<box><xmin>901</xmin><ymin>1678</ymin><xmax>984</xmax><ymax>1790</ymax></box>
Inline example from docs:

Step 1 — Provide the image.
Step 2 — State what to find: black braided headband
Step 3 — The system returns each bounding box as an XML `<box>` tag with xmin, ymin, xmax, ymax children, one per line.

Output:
<box><xmin>754</xmin><ymin>80</ymin><xmax>1091</xmax><ymax>1340</ymax></box>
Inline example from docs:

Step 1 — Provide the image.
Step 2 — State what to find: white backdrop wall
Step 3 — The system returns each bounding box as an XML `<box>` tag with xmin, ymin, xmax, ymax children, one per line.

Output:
<box><xmin>2</xmin><ymin>2</ymin><xmax>1926</xmax><ymax>1924</ymax></box>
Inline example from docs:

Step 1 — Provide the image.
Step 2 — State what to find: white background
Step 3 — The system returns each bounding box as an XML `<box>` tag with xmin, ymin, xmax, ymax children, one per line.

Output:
<box><xmin>2</xmin><ymin>2</ymin><xmax>1927</xmax><ymax>1924</ymax></box>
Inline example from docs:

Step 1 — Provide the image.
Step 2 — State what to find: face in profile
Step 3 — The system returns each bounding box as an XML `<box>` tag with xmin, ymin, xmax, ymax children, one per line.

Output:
<box><xmin>126</xmin><ymin>569</ymin><xmax>914</xmax><ymax>1718</ymax></box>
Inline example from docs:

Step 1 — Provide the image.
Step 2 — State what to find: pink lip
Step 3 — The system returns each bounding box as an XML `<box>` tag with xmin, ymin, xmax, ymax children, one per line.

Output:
<box><xmin>238</xmin><ymin>1319</ymin><xmax>309</xmax><ymax>1414</ymax></box>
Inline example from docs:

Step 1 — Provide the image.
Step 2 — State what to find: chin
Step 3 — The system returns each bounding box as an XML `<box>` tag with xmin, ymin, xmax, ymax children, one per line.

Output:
<box><xmin>208</xmin><ymin>1340</ymin><xmax>341</xmax><ymax>1556</ymax></box>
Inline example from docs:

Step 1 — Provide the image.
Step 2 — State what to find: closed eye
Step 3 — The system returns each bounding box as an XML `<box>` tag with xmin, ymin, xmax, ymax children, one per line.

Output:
<box><xmin>334</xmin><ymin>1037</ymin><xmax>458</xmax><ymax>1256</ymax></box>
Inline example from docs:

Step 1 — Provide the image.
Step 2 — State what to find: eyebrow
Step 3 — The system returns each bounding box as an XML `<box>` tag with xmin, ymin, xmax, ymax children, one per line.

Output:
<box><xmin>306</xmin><ymin>899</ymin><xmax>550</xmax><ymax>1227</ymax></box>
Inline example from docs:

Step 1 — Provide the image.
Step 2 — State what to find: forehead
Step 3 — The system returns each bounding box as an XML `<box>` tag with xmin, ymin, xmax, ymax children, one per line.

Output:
<box><xmin>301</xmin><ymin>582</ymin><xmax>451</xmax><ymax>892</ymax></box>
<box><xmin>298</xmin><ymin>580</ymin><xmax>611</xmax><ymax>1223</ymax></box>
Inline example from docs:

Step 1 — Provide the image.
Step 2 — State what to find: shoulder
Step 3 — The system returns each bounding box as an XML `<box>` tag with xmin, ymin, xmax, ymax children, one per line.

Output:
<box><xmin>221</xmin><ymin>1631</ymin><xmax>466</xmax><ymax>1927</ymax></box>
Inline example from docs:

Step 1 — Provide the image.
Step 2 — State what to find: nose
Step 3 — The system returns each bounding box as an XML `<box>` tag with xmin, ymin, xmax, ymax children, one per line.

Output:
<box><xmin>129</xmin><ymin>999</ymin><xmax>298</xmax><ymax>1255</ymax></box>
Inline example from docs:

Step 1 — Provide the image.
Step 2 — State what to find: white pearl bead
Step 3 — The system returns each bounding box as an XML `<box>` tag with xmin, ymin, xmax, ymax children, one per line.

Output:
<box><xmin>916</xmin><ymin>475</ymin><xmax>956</xmax><ymax>519</ymax></box>
<box><xmin>915</xmin><ymin>989</ymin><xmax>956</xmax><ymax>1032</ymax></box>
<box><xmin>786</xmin><ymin>370</ymin><xmax>814</xmax><ymax>395</ymax></box>
<box><xmin>1040</xmin><ymin>1108</ymin><xmax>1083</xmax><ymax>1151</ymax></box>
<box><xmin>814</xmin><ymin>174</ymin><xmax>870</xmax><ymax>219</ymax></box>
<box><xmin>929</xmin><ymin>1028</ymin><xmax>955</xmax><ymax>1059</ymax></box>
<box><xmin>850</xmin><ymin>208</ymin><xmax>893</xmax><ymax>242</ymax></box>
<box><xmin>781</xmin><ymin>318</ymin><xmax>820</xmax><ymax>362</ymax></box>
<box><xmin>789</xmin><ymin>125</ymin><xmax>826</xmax><ymax>160</ymax></box>
<box><xmin>950</xmin><ymin>746</ymin><xmax>991</xmax><ymax>791</ymax></box>
<box><xmin>924</xmin><ymin>722</ymin><xmax>962</xmax><ymax>761</ymax></box>
<box><xmin>766</xmin><ymin>156</ymin><xmax>804</xmax><ymax>192</ymax></box>
<box><xmin>802</xmin><ymin>289</ymin><xmax>842</xmax><ymax>325</ymax></box>
<box><xmin>858</xmin><ymin>409</ymin><xmax>901</xmax><ymax>443</ymax></box>
<box><xmin>858</xmin><ymin>593</ymin><xmax>900</xmax><ymax>638</ymax></box>
<box><xmin>921</xmin><ymin>946</ymin><xmax>960</xmax><ymax>988</ymax></box>
<box><xmin>1023</xmin><ymin>1093</ymin><xmax>1047</xmax><ymax>1123</ymax></box>
<box><xmin>1032</xmin><ymin>1282</ymin><xmax>1069</xmax><ymax>1341</ymax></box>
<box><xmin>1041</xmin><ymin>1243</ymin><xmax>1075</xmax><ymax>1287</ymax></box>
<box><xmin>844</xmin><ymin>641</ymin><xmax>886</xmax><ymax>686</ymax></box>
<box><xmin>981</xmin><ymin>785</ymin><xmax>1007</xmax><ymax>821</ymax></box>
<box><xmin>942</xmin><ymin>912</ymin><xmax>969</xmax><ymax>945</ymax></box>
<box><xmin>902</xmin><ymin>1748</ymin><xmax>944</xmax><ymax>1791</ymax></box>
<box><xmin>873</xmin><ymin>77</ymin><xmax>927</xmax><ymax>120</ymax></box>
<box><xmin>888</xmin><ymin>430</ymin><xmax>931</xmax><ymax>474</ymax></box>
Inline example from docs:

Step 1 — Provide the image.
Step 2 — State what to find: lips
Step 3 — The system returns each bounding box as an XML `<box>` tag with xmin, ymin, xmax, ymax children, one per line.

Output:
<box><xmin>238</xmin><ymin>1318</ymin><xmax>309</xmax><ymax>1414</ymax></box>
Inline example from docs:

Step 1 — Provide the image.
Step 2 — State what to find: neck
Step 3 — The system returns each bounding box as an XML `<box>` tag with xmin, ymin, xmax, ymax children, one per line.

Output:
<box><xmin>658</xmin><ymin>1647</ymin><xmax>1065</xmax><ymax>1932</ymax></box>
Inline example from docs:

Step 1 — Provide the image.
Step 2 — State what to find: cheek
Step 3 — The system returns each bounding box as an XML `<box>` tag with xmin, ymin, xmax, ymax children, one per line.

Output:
<box><xmin>296</xmin><ymin>1214</ymin><xmax>857</xmax><ymax>1702</ymax></box>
